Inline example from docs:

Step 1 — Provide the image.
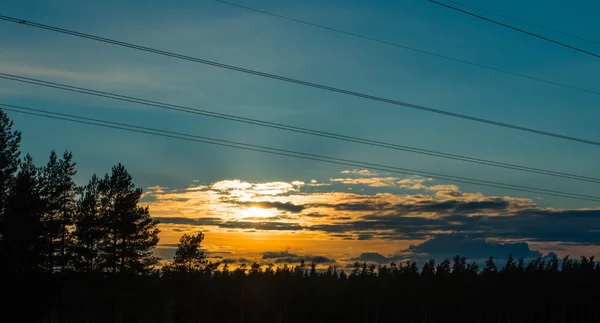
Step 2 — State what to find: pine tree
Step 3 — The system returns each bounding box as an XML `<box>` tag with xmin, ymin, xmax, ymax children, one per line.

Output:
<box><xmin>436</xmin><ymin>259</ymin><xmax>451</xmax><ymax>277</ymax></box>
<box><xmin>422</xmin><ymin>259</ymin><xmax>435</xmax><ymax>276</ymax></box>
<box><xmin>41</xmin><ymin>150</ymin><xmax>77</xmax><ymax>272</ymax></box>
<box><xmin>2</xmin><ymin>154</ymin><xmax>44</xmax><ymax>274</ymax></box>
<box><xmin>452</xmin><ymin>255</ymin><xmax>467</xmax><ymax>274</ymax></box>
<box><xmin>483</xmin><ymin>256</ymin><xmax>498</xmax><ymax>275</ymax></box>
<box><xmin>0</xmin><ymin>109</ymin><xmax>22</xmax><ymax>238</ymax></box>
<box><xmin>72</xmin><ymin>175</ymin><xmax>104</xmax><ymax>273</ymax></box>
<box><xmin>502</xmin><ymin>254</ymin><xmax>517</xmax><ymax>273</ymax></box>
<box><xmin>164</xmin><ymin>233</ymin><xmax>208</xmax><ymax>273</ymax></box>
<box><xmin>98</xmin><ymin>164</ymin><xmax>160</xmax><ymax>274</ymax></box>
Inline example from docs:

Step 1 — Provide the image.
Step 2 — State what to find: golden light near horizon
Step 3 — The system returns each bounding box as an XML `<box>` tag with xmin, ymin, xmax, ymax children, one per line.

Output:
<box><xmin>238</xmin><ymin>206</ymin><xmax>277</xmax><ymax>219</ymax></box>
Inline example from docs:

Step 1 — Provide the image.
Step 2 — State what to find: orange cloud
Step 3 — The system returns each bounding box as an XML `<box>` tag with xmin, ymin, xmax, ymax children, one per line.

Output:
<box><xmin>143</xmin><ymin>176</ymin><xmax>600</xmax><ymax>266</ymax></box>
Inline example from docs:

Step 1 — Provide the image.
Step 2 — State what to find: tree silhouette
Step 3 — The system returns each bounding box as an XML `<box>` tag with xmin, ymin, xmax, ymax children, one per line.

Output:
<box><xmin>483</xmin><ymin>256</ymin><xmax>498</xmax><ymax>275</ymax></box>
<box><xmin>2</xmin><ymin>109</ymin><xmax>600</xmax><ymax>322</ymax></box>
<box><xmin>72</xmin><ymin>175</ymin><xmax>104</xmax><ymax>273</ymax></box>
<box><xmin>164</xmin><ymin>232</ymin><xmax>208</xmax><ymax>273</ymax></box>
<box><xmin>1</xmin><ymin>154</ymin><xmax>44</xmax><ymax>274</ymax></box>
<box><xmin>0</xmin><ymin>109</ymin><xmax>21</xmax><ymax>243</ymax></box>
<box><xmin>41</xmin><ymin>150</ymin><xmax>77</xmax><ymax>272</ymax></box>
<box><xmin>98</xmin><ymin>164</ymin><xmax>160</xmax><ymax>274</ymax></box>
<box><xmin>502</xmin><ymin>254</ymin><xmax>517</xmax><ymax>273</ymax></box>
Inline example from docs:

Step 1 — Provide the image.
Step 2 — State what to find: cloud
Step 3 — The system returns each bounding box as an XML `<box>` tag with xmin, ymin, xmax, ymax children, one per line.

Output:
<box><xmin>262</xmin><ymin>251</ymin><xmax>297</xmax><ymax>259</ymax></box>
<box><xmin>222</xmin><ymin>257</ymin><xmax>253</xmax><ymax>264</ymax></box>
<box><xmin>427</xmin><ymin>184</ymin><xmax>460</xmax><ymax>192</ymax></box>
<box><xmin>241</xmin><ymin>201</ymin><xmax>305</xmax><ymax>213</ymax></box>
<box><xmin>340</xmin><ymin>169</ymin><xmax>382</xmax><ymax>176</ymax></box>
<box><xmin>145</xmin><ymin>178</ymin><xmax>600</xmax><ymax>258</ymax></box>
<box><xmin>395</xmin><ymin>234</ymin><xmax>542</xmax><ymax>263</ymax></box>
<box><xmin>345</xmin><ymin>235</ymin><xmax>543</xmax><ymax>266</ymax></box>
<box><xmin>157</xmin><ymin>217</ymin><xmax>302</xmax><ymax>231</ymax></box>
<box><xmin>396</xmin><ymin>177</ymin><xmax>433</xmax><ymax>190</ymax></box>
<box><xmin>351</xmin><ymin>252</ymin><xmax>389</xmax><ymax>263</ymax></box>
<box><xmin>307</xmin><ymin>179</ymin><xmax>331</xmax><ymax>187</ymax></box>
<box><xmin>262</xmin><ymin>251</ymin><xmax>335</xmax><ymax>264</ymax></box>
<box><xmin>331</xmin><ymin>176</ymin><xmax>446</xmax><ymax>191</ymax></box>
<box><xmin>331</xmin><ymin>177</ymin><xmax>401</xmax><ymax>188</ymax></box>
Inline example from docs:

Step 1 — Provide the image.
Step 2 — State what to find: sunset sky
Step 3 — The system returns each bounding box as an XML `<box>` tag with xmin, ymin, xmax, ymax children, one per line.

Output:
<box><xmin>2</xmin><ymin>0</ymin><xmax>600</xmax><ymax>267</ymax></box>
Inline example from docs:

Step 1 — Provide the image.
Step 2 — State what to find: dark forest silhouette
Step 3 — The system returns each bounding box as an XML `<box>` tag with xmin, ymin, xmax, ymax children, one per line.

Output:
<box><xmin>1</xmin><ymin>109</ymin><xmax>600</xmax><ymax>322</ymax></box>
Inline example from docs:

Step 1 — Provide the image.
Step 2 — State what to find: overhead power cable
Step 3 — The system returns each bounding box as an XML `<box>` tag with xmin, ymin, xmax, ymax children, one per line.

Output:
<box><xmin>2</xmin><ymin>72</ymin><xmax>600</xmax><ymax>184</ymax></box>
<box><xmin>428</xmin><ymin>0</ymin><xmax>600</xmax><ymax>59</ymax></box>
<box><xmin>2</xmin><ymin>102</ymin><xmax>600</xmax><ymax>202</ymax></box>
<box><xmin>214</xmin><ymin>0</ymin><xmax>600</xmax><ymax>96</ymax></box>
<box><xmin>0</xmin><ymin>15</ymin><xmax>598</xmax><ymax>145</ymax></box>
<box><xmin>443</xmin><ymin>0</ymin><xmax>600</xmax><ymax>46</ymax></box>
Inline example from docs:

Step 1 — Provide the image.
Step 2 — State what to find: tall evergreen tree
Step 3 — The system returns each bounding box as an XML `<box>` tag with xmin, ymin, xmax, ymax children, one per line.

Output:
<box><xmin>483</xmin><ymin>256</ymin><xmax>498</xmax><ymax>275</ymax></box>
<box><xmin>98</xmin><ymin>164</ymin><xmax>160</xmax><ymax>274</ymax></box>
<box><xmin>72</xmin><ymin>175</ymin><xmax>104</xmax><ymax>273</ymax></box>
<box><xmin>41</xmin><ymin>150</ymin><xmax>77</xmax><ymax>272</ymax></box>
<box><xmin>164</xmin><ymin>232</ymin><xmax>208</xmax><ymax>273</ymax></box>
<box><xmin>502</xmin><ymin>254</ymin><xmax>517</xmax><ymax>273</ymax></box>
<box><xmin>0</xmin><ymin>109</ymin><xmax>22</xmax><ymax>238</ymax></box>
<box><xmin>2</xmin><ymin>154</ymin><xmax>44</xmax><ymax>274</ymax></box>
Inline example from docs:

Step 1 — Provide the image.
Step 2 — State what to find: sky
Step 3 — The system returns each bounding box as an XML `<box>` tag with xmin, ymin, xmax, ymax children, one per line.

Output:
<box><xmin>1</xmin><ymin>0</ymin><xmax>600</xmax><ymax>267</ymax></box>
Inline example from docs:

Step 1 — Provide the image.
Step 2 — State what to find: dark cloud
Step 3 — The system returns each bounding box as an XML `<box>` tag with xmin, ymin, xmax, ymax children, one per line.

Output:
<box><xmin>262</xmin><ymin>251</ymin><xmax>297</xmax><ymax>259</ymax></box>
<box><xmin>303</xmin><ymin>213</ymin><xmax>329</xmax><ymax>218</ymax></box>
<box><xmin>157</xmin><ymin>217</ymin><xmax>302</xmax><ymax>231</ymax></box>
<box><xmin>157</xmin><ymin>217</ymin><xmax>223</xmax><ymax>226</ymax></box>
<box><xmin>307</xmin><ymin>207</ymin><xmax>600</xmax><ymax>244</ymax></box>
<box><xmin>351</xmin><ymin>252</ymin><xmax>389</xmax><ymax>263</ymax></box>
<box><xmin>221</xmin><ymin>257</ymin><xmax>253</xmax><ymax>264</ymax></box>
<box><xmin>402</xmin><ymin>234</ymin><xmax>541</xmax><ymax>259</ymax></box>
<box><xmin>246</xmin><ymin>201</ymin><xmax>305</xmax><ymax>213</ymax></box>
<box><xmin>261</xmin><ymin>251</ymin><xmax>335</xmax><ymax>264</ymax></box>
<box><xmin>438</xmin><ymin>209</ymin><xmax>600</xmax><ymax>243</ymax></box>
<box><xmin>157</xmin><ymin>202</ymin><xmax>600</xmax><ymax>245</ymax></box>
<box><xmin>344</xmin><ymin>235</ymin><xmax>543</xmax><ymax>266</ymax></box>
<box><xmin>310</xmin><ymin>198</ymin><xmax>509</xmax><ymax>216</ymax></box>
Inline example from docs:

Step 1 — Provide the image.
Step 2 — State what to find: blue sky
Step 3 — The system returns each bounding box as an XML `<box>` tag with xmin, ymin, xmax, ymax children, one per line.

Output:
<box><xmin>1</xmin><ymin>0</ymin><xmax>600</xmax><ymax>211</ymax></box>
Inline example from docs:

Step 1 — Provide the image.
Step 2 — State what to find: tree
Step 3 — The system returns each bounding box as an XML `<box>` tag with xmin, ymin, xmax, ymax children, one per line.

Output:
<box><xmin>41</xmin><ymin>150</ymin><xmax>77</xmax><ymax>272</ymax></box>
<box><xmin>98</xmin><ymin>164</ymin><xmax>160</xmax><ymax>274</ymax></box>
<box><xmin>466</xmin><ymin>261</ymin><xmax>479</xmax><ymax>274</ymax></box>
<box><xmin>436</xmin><ymin>259</ymin><xmax>451</xmax><ymax>277</ymax></box>
<box><xmin>422</xmin><ymin>259</ymin><xmax>435</xmax><ymax>276</ymax></box>
<box><xmin>0</xmin><ymin>109</ymin><xmax>22</xmax><ymax>238</ymax></box>
<box><xmin>165</xmin><ymin>233</ymin><xmax>208</xmax><ymax>273</ymax></box>
<box><xmin>72</xmin><ymin>175</ymin><xmax>104</xmax><ymax>273</ymax></box>
<box><xmin>2</xmin><ymin>154</ymin><xmax>44</xmax><ymax>274</ymax></box>
<box><xmin>483</xmin><ymin>256</ymin><xmax>498</xmax><ymax>275</ymax></box>
<box><xmin>502</xmin><ymin>254</ymin><xmax>517</xmax><ymax>273</ymax></box>
<box><xmin>452</xmin><ymin>255</ymin><xmax>467</xmax><ymax>274</ymax></box>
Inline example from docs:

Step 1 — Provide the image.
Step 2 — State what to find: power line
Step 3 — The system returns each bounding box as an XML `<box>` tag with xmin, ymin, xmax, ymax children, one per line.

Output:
<box><xmin>215</xmin><ymin>0</ymin><xmax>600</xmax><ymax>97</ymax></box>
<box><xmin>0</xmin><ymin>16</ymin><xmax>598</xmax><ymax>145</ymax></box>
<box><xmin>444</xmin><ymin>0</ymin><xmax>600</xmax><ymax>46</ymax></box>
<box><xmin>3</xmin><ymin>102</ymin><xmax>600</xmax><ymax>203</ymax></box>
<box><xmin>429</xmin><ymin>0</ymin><xmax>600</xmax><ymax>59</ymax></box>
<box><xmin>2</xmin><ymin>72</ymin><xmax>600</xmax><ymax>184</ymax></box>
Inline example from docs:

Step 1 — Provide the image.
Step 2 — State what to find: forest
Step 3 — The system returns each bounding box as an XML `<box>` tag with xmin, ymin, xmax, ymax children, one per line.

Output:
<box><xmin>1</xmin><ymin>108</ymin><xmax>600</xmax><ymax>323</ymax></box>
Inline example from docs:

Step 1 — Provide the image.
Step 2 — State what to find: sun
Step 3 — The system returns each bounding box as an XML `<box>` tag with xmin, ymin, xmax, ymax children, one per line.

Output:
<box><xmin>238</xmin><ymin>206</ymin><xmax>276</xmax><ymax>218</ymax></box>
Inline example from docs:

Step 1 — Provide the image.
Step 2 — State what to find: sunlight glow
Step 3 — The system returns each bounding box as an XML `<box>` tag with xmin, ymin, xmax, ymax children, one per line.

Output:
<box><xmin>238</xmin><ymin>206</ymin><xmax>277</xmax><ymax>219</ymax></box>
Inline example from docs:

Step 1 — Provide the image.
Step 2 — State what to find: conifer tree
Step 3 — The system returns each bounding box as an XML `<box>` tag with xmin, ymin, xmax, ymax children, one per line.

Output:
<box><xmin>98</xmin><ymin>164</ymin><xmax>159</xmax><ymax>274</ymax></box>
<box><xmin>41</xmin><ymin>150</ymin><xmax>77</xmax><ymax>271</ymax></box>
<box><xmin>0</xmin><ymin>110</ymin><xmax>22</xmax><ymax>239</ymax></box>
<box><xmin>72</xmin><ymin>175</ymin><xmax>104</xmax><ymax>273</ymax></box>
<box><xmin>164</xmin><ymin>232</ymin><xmax>208</xmax><ymax>273</ymax></box>
<box><xmin>2</xmin><ymin>154</ymin><xmax>44</xmax><ymax>274</ymax></box>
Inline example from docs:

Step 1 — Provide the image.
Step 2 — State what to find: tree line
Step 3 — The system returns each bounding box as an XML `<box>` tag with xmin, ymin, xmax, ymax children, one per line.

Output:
<box><xmin>0</xmin><ymin>111</ymin><xmax>160</xmax><ymax>276</ymax></box>
<box><xmin>1</xmin><ymin>109</ymin><xmax>600</xmax><ymax>322</ymax></box>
